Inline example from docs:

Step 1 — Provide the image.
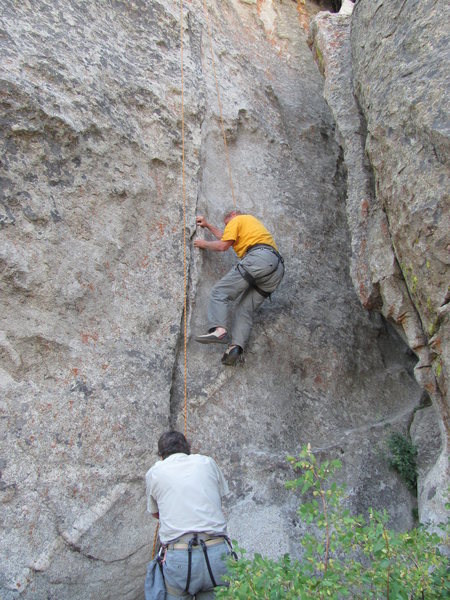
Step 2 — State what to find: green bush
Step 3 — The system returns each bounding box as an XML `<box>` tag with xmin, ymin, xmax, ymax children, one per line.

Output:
<box><xmin>216</xmin><ymin>445</ymin><xmax>449</xmax><ymax>599</ymax></box>
<box><xmin>387</xmin><ymin>432</ymin><xmax>418</xmax><ymax>491</ymax></box>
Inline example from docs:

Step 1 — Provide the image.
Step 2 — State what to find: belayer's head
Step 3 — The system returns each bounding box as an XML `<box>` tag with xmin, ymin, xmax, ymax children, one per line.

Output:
<box><xmin>158</xmin><ymin>430</ymin><xmax>191</xmax><ymax>459</ymax></box>
<box><xmin>223</xmin><ymin>209</ymin><xmax>242</xmax><ymax>225</ymax></box>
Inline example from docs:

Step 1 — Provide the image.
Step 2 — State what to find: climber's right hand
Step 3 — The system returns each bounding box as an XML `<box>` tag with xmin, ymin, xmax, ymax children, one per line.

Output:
<box><xmin>196</xmin><ymin>215</ymin><xmax>208</xmax><ymax>228</ymax></box>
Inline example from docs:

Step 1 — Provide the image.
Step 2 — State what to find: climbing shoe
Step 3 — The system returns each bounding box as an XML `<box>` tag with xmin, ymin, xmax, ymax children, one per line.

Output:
<box><xmin>195</xmin><ymin>329</ymin><xmax>229</xmax><ymax>344</ymax></box>
<box><xmin>221</xmin><ymin>345</ymin><xmax>243</xmax><ymax>366</ymax></box>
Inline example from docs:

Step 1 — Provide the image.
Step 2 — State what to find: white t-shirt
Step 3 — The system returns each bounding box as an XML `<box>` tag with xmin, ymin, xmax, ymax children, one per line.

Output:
<box><xmin>146</xmin><ymin>453</ymin><xmax>229</xmax><ymax>543</ymax></box>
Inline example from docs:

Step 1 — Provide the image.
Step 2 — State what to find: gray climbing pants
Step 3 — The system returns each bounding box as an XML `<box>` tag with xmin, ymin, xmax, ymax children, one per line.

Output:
<box><xmin>208</xmin><ymin>247</ymin><xmax>285</xmax><ymax>349</ymax></box>
<box><xmin>162</xmin><ymin>540</ymin><xmax>230</xmax><ymax>599</ymax></box>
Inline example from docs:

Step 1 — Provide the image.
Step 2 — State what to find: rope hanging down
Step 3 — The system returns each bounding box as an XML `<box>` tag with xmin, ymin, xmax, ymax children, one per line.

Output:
<box><xmin>181</xmin><ymin>0</ymin><xmax>188</xmax><ymax>441</ymax></box>
<box><xmin>152</xmin><ymin>0</ymin><xmax>236</xmax><ymax>561</ymax></box>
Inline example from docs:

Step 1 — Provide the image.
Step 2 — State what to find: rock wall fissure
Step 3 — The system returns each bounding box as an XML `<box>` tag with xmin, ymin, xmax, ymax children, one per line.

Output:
<box><xmin>168</xmin><ymin>243</ymin><xmax>197</xmax><ymax>430</ymax></box>
<box><xmin>318</xmin><ymin>403</ymin><xmax>420</xmax><ymax>450</ymax></box>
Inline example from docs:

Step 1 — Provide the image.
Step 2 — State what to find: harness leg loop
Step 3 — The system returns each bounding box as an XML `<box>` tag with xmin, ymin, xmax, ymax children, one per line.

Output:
<box><xmin>200</xmin><ymin>539</ymin><xmax>218</xmax><ymax>589</ymax></box>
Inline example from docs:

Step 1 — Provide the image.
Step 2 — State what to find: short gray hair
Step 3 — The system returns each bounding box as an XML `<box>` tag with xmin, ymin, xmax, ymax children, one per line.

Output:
<box><xmin>223</xmin><ymin>209</ymin><xmax>242</xmax><ymax>220</ymax></box>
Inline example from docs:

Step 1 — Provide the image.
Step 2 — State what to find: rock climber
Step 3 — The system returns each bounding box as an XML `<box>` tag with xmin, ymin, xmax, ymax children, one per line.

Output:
<box><xmin>145</xmin><ymin>430</ymin><xmax>234</xmax><ymax>600</ymax></box>
<box><xmin>194</xmin><ymin>209</ymin><xmax>285</xmax><ymax>365</ymax></box>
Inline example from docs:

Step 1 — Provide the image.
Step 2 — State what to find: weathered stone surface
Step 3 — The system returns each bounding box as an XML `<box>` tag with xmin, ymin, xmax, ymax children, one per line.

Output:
<box><xmin>1</xmin><ymin>1</ymin><xmax>200</xmax><ymax>597</ymax></box>
<box><xmin>0</xmin><ymin>1</ymin><xmax>437</xmax><ymax>598</ymax></box>
<box><xmin>411</xmin><ymin>403</ymin><xmax>442</xmax><ymax>481</ymax></box>
<box><xmin>310</xmin><ymin>0</ymin><xmax>449</xmax><ymax>527</ymax></box>
<box><xmin>350</xmin><ymin>0</ymin><xmax>450</xmax><ymax>525</ymax></box>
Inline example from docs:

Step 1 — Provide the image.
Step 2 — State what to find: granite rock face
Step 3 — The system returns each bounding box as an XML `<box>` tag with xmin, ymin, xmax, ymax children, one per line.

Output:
<box><xmin>0</xmin><ymin>1</ymin><xmax>441</xmax><ymax>599</ymax></box>
<box><xmin>310</xmin><ymin>0</ymin><xmax>449</xmax><ymax>527</ymax></box>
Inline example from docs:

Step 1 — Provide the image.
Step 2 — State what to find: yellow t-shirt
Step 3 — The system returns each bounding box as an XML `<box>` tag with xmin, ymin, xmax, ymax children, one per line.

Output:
<box><xmin>222</xmin><ymin>214</ymin><xmax>277</xmax><ymax>258</ymax></box>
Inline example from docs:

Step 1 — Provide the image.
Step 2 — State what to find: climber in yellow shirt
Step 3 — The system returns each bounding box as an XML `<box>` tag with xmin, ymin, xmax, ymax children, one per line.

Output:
<box><xmin>194</xmin><ymin>210</ymin><xmax>284</xmax><ymax>365</ymax></box>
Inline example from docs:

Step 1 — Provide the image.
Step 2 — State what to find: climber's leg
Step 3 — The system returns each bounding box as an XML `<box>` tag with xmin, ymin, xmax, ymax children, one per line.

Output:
<box><xmin>195</xmin><ymin>266</ymin><xmax>248</xmax><ymax>343</ymax></box>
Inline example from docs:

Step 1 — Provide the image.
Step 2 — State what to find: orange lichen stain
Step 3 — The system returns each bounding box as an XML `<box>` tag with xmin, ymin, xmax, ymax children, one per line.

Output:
<box><xmin>297</xmin><ymin>1</ymin><xmax>309</xmax><ymax>32</ymax></box>
<box><xmin>257</xmin><ymin>0</ymin><xmax>263</xmax><ymax>15</ymax></box>
<box><xmin>314</xmin><ymin>374</ymin><xmax>323</xmax><ymax>385</ymax></box>
<box><xmin>140</xmin><ymin>254</ymin><xmax>150</xmax><ymax>269</ymax></box>
<box><xmin>81</xmin><ymin>332</ymin><xmax>99</xmax><ymax>344</ymax></box>
<box><xmin>76</xmin><ymin>278</ymin><xmax>95</xmax><ymax>293</ymax></box>
<box><xmin>431</xmin><ymin>337</ymin><xmax>441</xmax><ymax>352</ymax></box>
<box><xmin>277</xmin><ymin>44</ymin><xmax>287</xmax><ymax>58</ymax></box>
<box><xmin>361</xmin><ymin>198</ymin><xmax>370</xmax><ymax>218</ymax></box>
<box><xmin>359</xmin><ymin>282</ymin><xmax>371</xmax><ymax>308</ymax></box>
<box><xmin>157</xmin><ymin>221</ymin><xmax>166</xmax><ymax>236</ymax></box>
<box><xmin>101</xmin><ymin>363</ymin><xmax>110</xmax><ymax>370</ymax></box>
<box><xmin>397</xmin><ymin>312</ymin><xmax>409</xmax><ymax>325</ymax></box>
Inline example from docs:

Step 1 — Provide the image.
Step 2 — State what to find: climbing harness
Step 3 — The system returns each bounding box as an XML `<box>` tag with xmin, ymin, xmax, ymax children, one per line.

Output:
<box><xmin>157</xmin><ymin>534</ymin><xmax>237</xmax><ymax>595</ymax></box>
<box><xmin>237</xmin><ymin>244</ymin><xmax>285</xmax><ymax>299</ymax></box>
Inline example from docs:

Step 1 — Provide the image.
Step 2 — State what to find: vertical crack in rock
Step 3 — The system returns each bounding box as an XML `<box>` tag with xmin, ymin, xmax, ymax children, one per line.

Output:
<box><xmin>166</xmin><ymin>6</ymin><xmax>205</xmax><ymax>432</ymax></box>
<box><xmin>168</xmin><ymin>264</ymin><xmax>192</xmax><ymax>430</ymax></box>
<box><xmin>168</xmin><ymin>310</ymin><xmax>186</xmax><ymax>430</ymax></box>
<box><xmin>168</xmin><ymin>225</ymin><xmax>200</xmax><ymax>431</ymax></box>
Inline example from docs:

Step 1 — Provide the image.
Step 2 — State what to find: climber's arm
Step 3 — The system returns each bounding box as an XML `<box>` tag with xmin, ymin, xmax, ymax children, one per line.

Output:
<box><xmin>196</xmin><ymin>215</ymin><xmax>224</xmax><ymax>240</ymax></box>
<box><xmin>194</xmin><ymin>239</ymin><xmax>234</xmax><ymax>252</ymax></box>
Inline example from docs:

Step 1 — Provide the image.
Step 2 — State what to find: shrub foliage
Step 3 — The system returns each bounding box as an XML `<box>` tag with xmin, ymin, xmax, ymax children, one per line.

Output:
<box><xmin>387</xmin><ymin>432</ymin><xmax>418</xmax><ymax>491</ymax></box>
<box><xmin>217</xmin><ymin>445</ymin><xmax>448</xmax><ymax>599</ymax></box>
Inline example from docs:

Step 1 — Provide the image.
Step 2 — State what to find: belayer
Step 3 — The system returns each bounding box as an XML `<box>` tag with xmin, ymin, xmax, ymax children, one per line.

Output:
<box><xmin>194</xmin><ymin>210</ymin><xmax>285</xmax><ymax>365</ymax></box>
<box><xmin>145</xmin><ymin>431</ymin><xmax>235</xmax><ymax>599</ymax></box>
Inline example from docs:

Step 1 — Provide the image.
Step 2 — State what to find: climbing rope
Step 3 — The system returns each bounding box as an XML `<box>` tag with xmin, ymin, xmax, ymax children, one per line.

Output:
<box><xmin>151</xmin><ymin>522</ymin><xmax>160</xmax><ymax>560</ymax></box>
<box><xmin>202</xmin><ymin>0</ymin><xmax>237</xmax><ymax>208</ymax></box>
<box><xmin>151</xmin><ymin>0</ymin><xmax>236</xmax><ymax>562</ymax></box>
<box><xmin>181</xmin><ymin>0</ymin><xmax>188</xmax><ymax>441</ymax></box>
